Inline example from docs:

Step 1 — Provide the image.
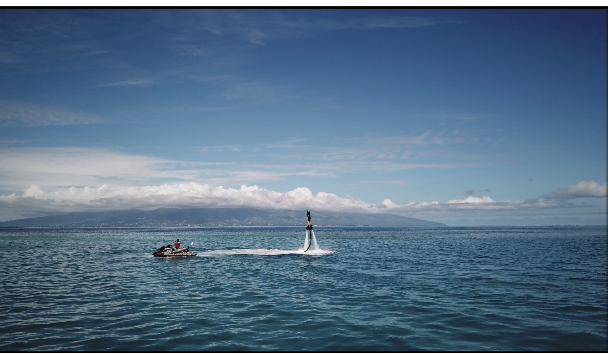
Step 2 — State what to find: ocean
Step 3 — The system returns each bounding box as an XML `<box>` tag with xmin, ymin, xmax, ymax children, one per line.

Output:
<box><xmin>0</xmin><ymin>226</ymin><xmax>606</xmax><ymax>351</ymax></box>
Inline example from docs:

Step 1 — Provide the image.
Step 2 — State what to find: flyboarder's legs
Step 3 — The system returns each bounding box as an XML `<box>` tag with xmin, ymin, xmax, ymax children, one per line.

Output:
<box><xmin>306</xmin><ymin>209</ymin><xmax>312</xmax><ymax>229</ymax></box>
<box><xmin>304</xmin><ymin>229</ymin><xmax>312</xmax><ymax>252</ymax></box>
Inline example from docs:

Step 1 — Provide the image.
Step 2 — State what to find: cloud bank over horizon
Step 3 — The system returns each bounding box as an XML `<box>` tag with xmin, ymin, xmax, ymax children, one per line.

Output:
<box><xmin>0</xmin><ymin>181</ymin><xmax>603</xmax><ymax>223</ymax></box>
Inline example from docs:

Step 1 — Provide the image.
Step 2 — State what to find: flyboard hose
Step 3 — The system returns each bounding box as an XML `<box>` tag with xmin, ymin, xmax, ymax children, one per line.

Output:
<box><xmin>304</xmin><ymin>225</ymin><xmax>313</xmax><ymax>252</ymax></box>
<box><xmin>304</xmin><ymin>210</ymin><xmax>313</xmax><ymax>252</ymax></box>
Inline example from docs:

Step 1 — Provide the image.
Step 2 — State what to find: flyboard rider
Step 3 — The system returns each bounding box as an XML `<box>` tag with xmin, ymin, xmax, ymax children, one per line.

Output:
<box><xmin>306</xmin><ymin>210</ymin><xmax>312</xmax><ymax>230</ymax></box>
<box><xmin>304</xmin><ymin>210</ymin><xmax>314</xmax><ymax>252</ymax></box>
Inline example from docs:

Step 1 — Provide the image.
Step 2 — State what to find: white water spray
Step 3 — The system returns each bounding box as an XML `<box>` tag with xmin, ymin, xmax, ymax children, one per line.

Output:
<box><xmin>304</xmin><ymin>229</ymin><xmax>320</xmax><ymax>251</ymax></box>
<box><xmin>304</xmin><ymin>230</ymin><xmax>310</xmax><ymax>251</ymax></box>
<box><xmin>310</xmin><ymin>230</ymin><xmax>319</xmax><ymax>251</ymax></box>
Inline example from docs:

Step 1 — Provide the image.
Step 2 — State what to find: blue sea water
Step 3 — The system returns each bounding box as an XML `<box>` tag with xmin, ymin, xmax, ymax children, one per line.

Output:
<box><xmin>0</xmin><ymin>226</ymin><xmax>606</xmax><ymax>351</ymax></box>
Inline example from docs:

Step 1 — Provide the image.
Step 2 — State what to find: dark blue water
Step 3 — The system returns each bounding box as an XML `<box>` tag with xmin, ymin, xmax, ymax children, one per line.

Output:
<box><xmin>0</xmin><ymin>226</ymin><xmax>606</xmax><ymax>351</ymax></box>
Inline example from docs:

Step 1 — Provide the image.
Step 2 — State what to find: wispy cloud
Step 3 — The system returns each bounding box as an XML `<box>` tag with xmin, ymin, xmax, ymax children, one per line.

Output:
<box><xmin>201</xmin><ymin>144</ymin><xmax>242</xmax><ymax>153</ymax></box>
<box><xmin>1</xmin><ymin>10</ymin><xmax>463</xmax><ymax>85</ymax></box>
<box><xmin>0</xmin><ymin>52</ymin><xmax>17</xmax><ymax>63</ymax></box>
<box><xmin>0</xmin><ymin>101</ymin><xmax>98</xmax><ymax>127</ymax></box>
<box><xmin>190</xmin><ymin>11</ymin><xmax>463</xmax><ymax>45</ymax></box>
<box><xmin>374</xmin><ymin>180</ymin><xmax>409</xmax><ymax>185</ymax></box>
<box><xmin>219</xmin><ymin>78</ymin><xmax>293</xmax><ymax>102</ymax></box>
<box><xmin>185</xmin><ymin>106</ymin><xmax>235</xmax><ymax>112</ymax></box>
<box><xmin>543</xmin><ymin>181</ymin><xmax>607</xmax><ymax>200</ymax></box>
<box><xmin>379</xmin><ymin>195</ymin><xmax>579</xmax><ymax>214</ymax></box>
<box><xmin>197</xmin><ymin>131</ymin><xmax>494</xmax><ymax>177</ymax></box>
<box><xmin>258</xmin><ymin>130</ymin><xmax>486</xmax><ymax>168</ymax></box>
<box><xmin>327</xmin><ymin>16</ymin><xmax>463</xmax><ymax>30</ymax></box>
<box><xmin>93</xmin><ymin>78</ymin><xmax>155</xmax><ymax>88</ymax></box>
<box><xmin>0</xmin><ymin>147</ymin><xmax>175</xmax><ymax>187</ymax></box>
<box><xmin>416</xmin><ymin>113</ymin><xmax>486</xmax><ymax>123</ymax></box>
<box><xmin>0</xmin><ymin>147</ymin><xmax>330</xmax><ymax>191</ymax></box>
<box><xmin>189</xmin><ymin>75</ymin><xmax>296</xmax><ymax>103</ymax></box>
<box><xmin>0</xmin><ymin>127</ymin><xmax>495</xmax><ymax>199</ymax></box>
<box><xmin>356</xmin><ymin>130</ymin><xmax>468</xmax><ymax>148</ymax></box>
<box><xmin>0</xmin><ymin>10</ymin><xmax>117</xmax><ymax>70</ymax></box>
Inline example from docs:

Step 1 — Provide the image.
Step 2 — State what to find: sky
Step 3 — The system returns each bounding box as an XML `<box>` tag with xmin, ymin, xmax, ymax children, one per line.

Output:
<box><xmin>0</xmin><ymin>9</ymin><xmax>606</xmax><ymax>225</ymax></box>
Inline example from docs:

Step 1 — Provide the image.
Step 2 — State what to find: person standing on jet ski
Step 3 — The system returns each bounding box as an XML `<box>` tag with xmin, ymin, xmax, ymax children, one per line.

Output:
<box><xmin>173</xmin><ymin>239</ymin><xmax>180</xmax><ymax>250</ymax></box>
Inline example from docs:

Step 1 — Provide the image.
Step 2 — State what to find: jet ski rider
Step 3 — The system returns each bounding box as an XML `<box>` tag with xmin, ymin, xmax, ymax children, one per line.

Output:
<box><xmin>173</xmin><ymin>239</ymin><xmax>180</xmax><ymax>251</ymax></box>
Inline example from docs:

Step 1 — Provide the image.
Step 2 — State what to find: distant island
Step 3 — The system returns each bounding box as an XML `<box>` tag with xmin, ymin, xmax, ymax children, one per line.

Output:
<box><xmin>0</xmin><ymin>207</ymin><xmax>445</xmax><ymax>227</ymax></box>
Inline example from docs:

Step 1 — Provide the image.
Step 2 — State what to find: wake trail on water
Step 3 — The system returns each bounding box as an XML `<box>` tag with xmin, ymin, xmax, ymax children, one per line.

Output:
<box><xmin>196</xmin><ymin>229</ymin><xmax>333</xmax><ymax>257</ymax></box>
<box><xmin>196</xmin><ymin>248</ymin><xmax>333</xmax><ymax>257</ymax></box>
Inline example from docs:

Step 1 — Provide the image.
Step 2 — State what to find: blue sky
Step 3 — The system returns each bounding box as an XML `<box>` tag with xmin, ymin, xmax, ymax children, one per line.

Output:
<box><xmin>0</xmin><ymin>9</ymin><xmax>605</xmax><ymax>225</ymax></box>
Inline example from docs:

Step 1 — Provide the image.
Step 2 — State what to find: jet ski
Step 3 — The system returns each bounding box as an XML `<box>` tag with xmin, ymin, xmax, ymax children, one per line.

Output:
<box><xmin>153</xmin><ymin>244</ymin><xmax>197</xmax><ymax>257</ymax></box>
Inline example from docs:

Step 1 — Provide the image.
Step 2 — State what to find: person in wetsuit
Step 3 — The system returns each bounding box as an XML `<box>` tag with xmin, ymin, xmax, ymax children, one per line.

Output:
<box><xmin>306</xmin><ymin>210</ymin><xmax>311</xmax><ymax>228</ymax></box>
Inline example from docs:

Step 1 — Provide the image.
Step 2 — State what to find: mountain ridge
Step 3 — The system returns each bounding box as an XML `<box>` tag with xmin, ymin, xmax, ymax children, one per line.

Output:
<box><xmin>0</xmin><ymin>207</ymin><xmax>446</xmax><ymax>227</ymax></box>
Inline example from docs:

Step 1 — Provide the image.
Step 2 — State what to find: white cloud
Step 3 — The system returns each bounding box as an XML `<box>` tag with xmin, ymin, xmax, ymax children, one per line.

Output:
<box><xmin>0</xmin><ymin>183</ymin><xmax>379</xmax><ymax>221</ymax></box>
<box><xmin>0</xmin><ymin>147</ymin><xmax>602</xmax><ymax>222</ymax></box>
<box><xmin>447</xmin><ymin>196</ymin><xmax>494</xmax><ymax>204</ymax></box>
<box><xmin>0</xmin><ymin>181</ymin><xmax>594</xmax><ymax>223</ymax></box>
<box><xmin>543</xmin><ymin>181</ymin><xmax>607</xmax><ymax>200</ymax></box>
<box><xmin>381</xmin><ymin>198</ymin><xmax>400</xmax><ymax>209</ymax></box>
<box><xmin>0</xmin><ymin>101</ymin><xmax>97</xmax><ymax>127</ymax></box>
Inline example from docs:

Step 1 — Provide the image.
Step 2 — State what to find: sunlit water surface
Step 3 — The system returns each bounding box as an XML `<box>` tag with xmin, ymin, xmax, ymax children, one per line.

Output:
<box><xmin>0</xmin><ymin>226</ymin><xmax>606</xmax><ymax>351</ymax></box>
